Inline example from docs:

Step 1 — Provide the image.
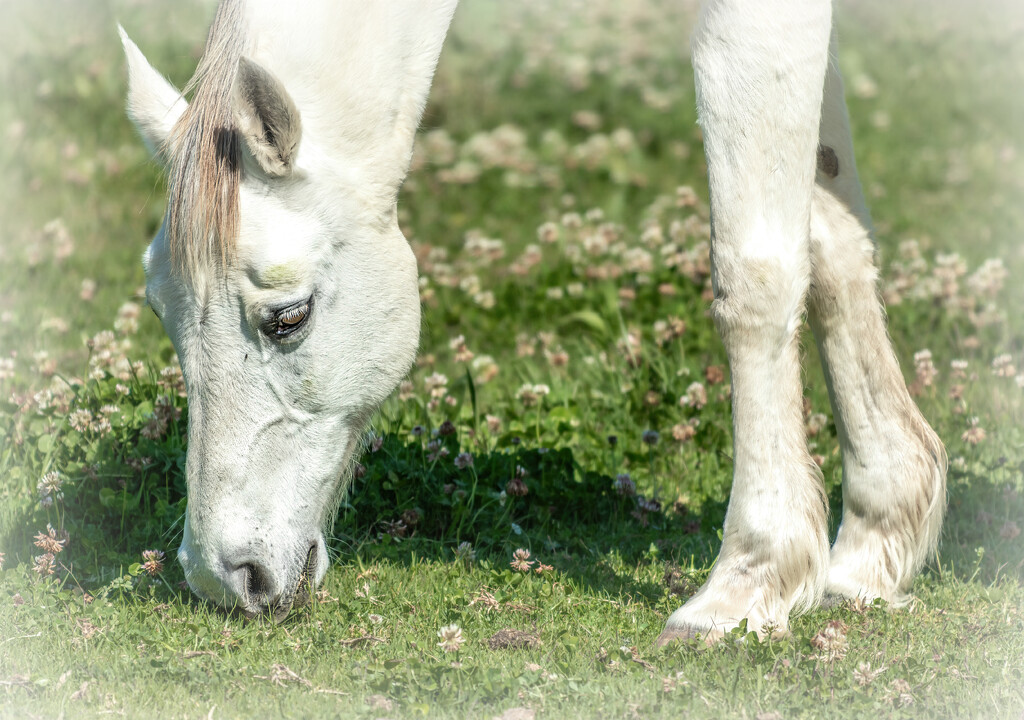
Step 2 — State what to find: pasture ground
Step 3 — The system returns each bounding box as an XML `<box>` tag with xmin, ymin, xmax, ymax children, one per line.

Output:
<box><xmin>1</xmin><ymin>0</ymin><xmax>1023</xmax><ymax>718</ymax></box>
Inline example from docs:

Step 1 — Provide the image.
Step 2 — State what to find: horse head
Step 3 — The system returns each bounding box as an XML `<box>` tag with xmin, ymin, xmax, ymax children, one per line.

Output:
<box><xmin>121</xmin><ymin>0</ymin><xmax>456</xmax><ymax>619</ymax></box>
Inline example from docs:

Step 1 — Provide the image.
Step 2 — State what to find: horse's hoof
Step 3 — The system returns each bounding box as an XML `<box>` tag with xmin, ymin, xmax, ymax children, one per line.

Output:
<box><xmin>655</xmin><ymin>624</ymin><xmax>707</xmax><ymax>648</ymax></box>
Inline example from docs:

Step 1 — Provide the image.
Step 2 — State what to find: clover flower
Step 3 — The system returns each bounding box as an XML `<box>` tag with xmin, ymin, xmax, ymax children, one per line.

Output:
<box><xmin>449</xmin><ymin>335</ymin><xmax>474</xmax><ymax>363</ymax></box>
<box><xmin>426</xmin><ymin>438</ymin><xmax>450</xmax><ymax>463</ymax></box>
<box><xmin>37</xmin><ymin>472</ymin><xmax>64</xmax><ymax>503</ymax></box>
<box><xmin>33</xmin><ymin>553</ymin><xmax>56</xmax><ymax>576</ymax></box>
<box><xmin>887</xmin><ymin>678</ymin><xmax>915</xmax><ymax>708</ymax></box>
<box><xmin>80</xmin><ymin>278</ymin><xmax>96</xmax><ymax>301</ymax></box>
<box><xmin>401</xmin><ymin>509</ymin><xmax>421</xmax><ymax>528</ymax></box>
<box><xmin>654</xmin><ymin>317</ymin><xmax>686</xmax><ymax>346</ymax></box>
<box><xmin>806</xmin><ymin>413</ymin><xmax>829</xmax><ymax>436</ymax></box>
<box><xmin>913</xmin><ymin>349</ymin><xmax>938</xmax><ymax>387</ymax></box>
<box><xmin>515</xmin><ymin>334</ymin><xmax>537</xmax><ymax>357</ymax></box>
<box><xmin>454</xmin><ymin>452</ymin><xmax>474</xmax><ymax>470</ymax></box>
<box><xmin>675</xmin><ymin>185</ymin><xmax>699</xmax><ymax>208</ymax></box>
<box><xmin>810</xmin><ymin>619</ymin><xmax>849</xmax><ymax>661</ymax></box>
<box><xmin>141</xmin><ymin>549</ymin><xmax>165</xmax><ymax>576</ymax></box>
<box><xmin>546</xmin><ymin>348</ymin><xmax>569</xmax><ymax>367</ymax></box>
<box><xmin>369</xmin><ymin>434</ymin><xmax>385</xmax><ymax>453</ymax></box>
<box><xmin>681</xmin><ymin>382</ymin><xmax>707</xmax><ymax>410</ymax></box>
<box><xmin>510</xmin><ymin>548</ymin><xmax>534</xmax><ymax>572</ymax></box>
<box><xmin>671</xmin><ymin>422</ymin><xmax>696</xmax><ymax>443</ymax></box>
<box><xmin>398</xmin><ymin>381</ymin><xmax>415</xmax><ymax>402</ymax></box>
<box><xmin>424</xmin><ymin>372</ymin><xmax>449</xmax><ymax>399</ymax></box>
<box><xmin>853</xmin><ymin>662</ymin><xmax>887</xmax><ymax>687</ymax></box>
<box><xmin>613</xmin><ymin>474</ymin><xmax>636</xmax><ymax>497</ymax></box>
<box><xmin>559</xmin><ymin>211</ymin><xmax>582</xmax><ymax>229</ymax></box>
<box><xmin>69</xmin><ymin>409</ymin><xmax>93</xmax><ymax>432</ymax></box>
<box><xmin>950</xmin><ymin>359</ymin><xmax>969</xmax><ymax>379</ymax></box>
<box><xmin>33</xmin><ymin>351</ymin><xmax>56</xmax><ymax>377</ymax></box>
<box><xmin>992</xmin><ymin>354</ymin><xmax>1016</xmax><ymax>378</ymax></box>
<box><xmin>454</xmin><ymin>542</ymin><xmax>476</xmax><ymax>567</ymax></box>
<box><xmin>638</xmin><ymin>497</ymin><xmax>662</xmax><ymax>514</ymax></box>
<box><xmin>537</xmin><ymin>221</ymin><xmax>560</xmax><ymax>244</ymax></box>
<box><xmin>158</xmin><ymin>365</ymin><xmax>187</xmax><ymax>397</ymax></box>
<box><xmin>966</xmin><ymin>258</ymin><xmax>1007</xmax><ymax>298</ymax></box>
<box><xmin>961</xmin><ymin>417</ymin><xmax>986</xmax><ymax>445</ymax></box>
<box><xmin>33</xmin><ymin>524</ymin><xmax>66</xmax><ymax>555</ymax></box>
<box><xmin>472</xmin><ymin>355</ymin><xmax>500</xmax><ymax>383</ymax></box>
<box><xmin>506</xmin><ymin>476</ymin><xmax>529</xmax><ymax>497</ymax></box>
<box><xmin>436</xmin><ymin>623</ymin><xmax>465</xmax><ymax>652</ymax></box>
<box><xmin>114</xmin><ymin>301</ymin><xmax>141</xmax><ymax>335</ymax></box>
<box><xmin>382</xmin><ymin>519</ymin><xmax>407</xmax><ymax>539</ymax></box>
<box><xmin>516</xmin><ymin>383</ymin><xmax>550</xmax><ymax>408</ymax></box>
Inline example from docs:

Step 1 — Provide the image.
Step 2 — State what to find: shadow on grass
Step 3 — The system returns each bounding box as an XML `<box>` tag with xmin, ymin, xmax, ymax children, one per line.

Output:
<box><xmin>5</xmin><ymin>424</ymin><xmax>1020</xmax><ymax>617</ymax></box>
<box><xmin>2</xmin><ymin>421</ymin><xmax>727</xmax><ymax>605</ymax></box>
<box><xmin>331</xmin><ymin>433</ymin><xmax>728</xmax><ymax>604</ymax></box>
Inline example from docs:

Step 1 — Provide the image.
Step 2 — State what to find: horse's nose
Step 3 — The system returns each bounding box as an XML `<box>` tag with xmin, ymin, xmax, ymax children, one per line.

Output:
<box><xmin>217</xmin><ymin>542</ymin><xmax>320</xmax><ymax>620</ymax></box>
<box><xmin>178</xmin><ymin>545</ymin><xmax>286</xmax><ymax>616</ymax></box>
<box><xmin>178</xmin><ymin>527</ymin><xmax>323</xmax><ymax>621</ymax></box>
<box><xmin>224</xmin><ymin>560</ymin><xmax>275</xmax><ymax>609</ymax></box>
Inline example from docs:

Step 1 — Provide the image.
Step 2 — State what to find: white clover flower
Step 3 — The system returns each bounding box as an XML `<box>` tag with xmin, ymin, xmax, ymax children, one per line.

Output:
<box><xmin>436</xmin><ymin>624</ymin><xmax>465</xmax><ymax>652</ymax></box>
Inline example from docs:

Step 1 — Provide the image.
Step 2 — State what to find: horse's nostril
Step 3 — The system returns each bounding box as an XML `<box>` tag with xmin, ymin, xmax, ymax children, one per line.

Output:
<box><xmin>242</xmin><ymin>562</ymin><xmax>271</xmax><ymax>604</ymax></box>
<box><xmin>229</xmin><ymin>545</ymin><xmax>319</xmax><ymax>618</ymax></box>
<box><xmin>301</xmin><ymin>542</ymin><xmax>317</xmax><ymax>581</ymax></box>
<box><xmin>288</xmin><ymin>542</ymin><xmax>320</xmax><ymax>609</ymax></box>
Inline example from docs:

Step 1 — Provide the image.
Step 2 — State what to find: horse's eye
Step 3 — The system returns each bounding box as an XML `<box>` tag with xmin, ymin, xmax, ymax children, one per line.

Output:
<box><xmin>271</xmin><ymin>297</ymin><xmax>312</xmax><ymax>338</ymax></box>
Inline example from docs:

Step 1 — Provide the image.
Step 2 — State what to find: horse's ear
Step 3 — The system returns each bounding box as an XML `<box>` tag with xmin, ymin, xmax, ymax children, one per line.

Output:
<box><xmin>119</xmin><ymin>25</ymin><xmax>187</xmax><ymax>161</ymax></box>
<box><xmin>232</xmin><ymin>56</ymin><xmax>301</xmax><ymax>178</ymax></box>
<box><xmin>364</xmin><ymin>1</ymin><xmax>458</xmax><ymax>191</ymax></box>
<box><xmin>236</xmin><ymin>1</ymin><xmax>457</xmax><ymax>194</ymax></box>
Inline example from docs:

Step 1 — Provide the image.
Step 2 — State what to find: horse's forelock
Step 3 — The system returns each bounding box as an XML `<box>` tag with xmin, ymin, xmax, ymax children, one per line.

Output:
<box><xmin>164</xmin><ymin>0</ymin><xmax>249</xmax><ymax>279</ymax></box>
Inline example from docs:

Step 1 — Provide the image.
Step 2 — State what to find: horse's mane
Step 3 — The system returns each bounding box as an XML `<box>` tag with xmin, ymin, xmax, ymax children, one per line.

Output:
<box><xmin>164</xmin><ymin>0</ymin><xmax>250</xmax><ymax>277</ymax></box>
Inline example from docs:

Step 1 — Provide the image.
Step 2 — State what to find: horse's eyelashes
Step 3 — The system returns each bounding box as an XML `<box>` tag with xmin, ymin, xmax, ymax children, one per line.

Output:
<box><xmin>279</xmin><ymin>305</ymin><xmax>306</xmax><ymax>325</ymax></box>
<box><xmin>268</xmin><ymin>296</ymin><xmax>313</xmax><ymax>339</ymax></box>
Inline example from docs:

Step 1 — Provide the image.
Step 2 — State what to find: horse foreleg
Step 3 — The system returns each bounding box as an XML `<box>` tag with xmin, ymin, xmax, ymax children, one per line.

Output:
<box><xmin>658</xmin><ymin>0</ymin><xmax>833</xmax><ymax>644</ymax></box>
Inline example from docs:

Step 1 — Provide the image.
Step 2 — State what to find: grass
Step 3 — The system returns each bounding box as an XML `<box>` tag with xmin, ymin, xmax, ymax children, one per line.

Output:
<box><xmin>1</xmin><ymin>0</ymin><xmax>1023</xmax><ymax>718</ymax></box>
<box><xmin>1</xmin><ymin>561</ymin><xmax>1022</xmax><ymax>718</ymax></box>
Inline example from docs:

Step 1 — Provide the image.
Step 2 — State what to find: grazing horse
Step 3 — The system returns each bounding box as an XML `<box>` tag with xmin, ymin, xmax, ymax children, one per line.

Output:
<box><xmin>121</xmin><ymin>0</ymin><xmax>946</xmax><ymax>640</ymax></box>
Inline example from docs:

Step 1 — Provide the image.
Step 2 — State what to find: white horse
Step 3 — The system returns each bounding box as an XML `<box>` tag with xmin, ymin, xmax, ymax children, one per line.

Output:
<box><xmin>121</xmin><ymin>0</ymin><xmax>946</xmax><ymax>640</ymax></box>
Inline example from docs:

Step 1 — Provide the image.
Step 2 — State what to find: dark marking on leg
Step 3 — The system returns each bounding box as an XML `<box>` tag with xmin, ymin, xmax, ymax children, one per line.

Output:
<box><xmin>817</xmin><ymin>144</ymin><xmax>839</xmax><ymax>178</ymax></box>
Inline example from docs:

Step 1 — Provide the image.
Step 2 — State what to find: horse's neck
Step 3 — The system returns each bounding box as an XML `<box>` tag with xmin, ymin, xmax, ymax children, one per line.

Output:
<box><xmin>241</xmin><ymin>0</ymin><xmax>458</xmax><ymax>191</ymax></box>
